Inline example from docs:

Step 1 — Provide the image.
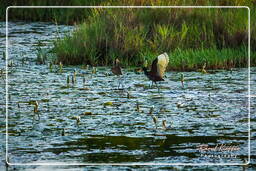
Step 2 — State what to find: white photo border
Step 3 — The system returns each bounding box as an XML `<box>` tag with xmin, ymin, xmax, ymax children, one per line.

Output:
<box><xmin>5</xmin><ymin>6</ymin><xmax>251</xmax><ymax>166</ymax></box>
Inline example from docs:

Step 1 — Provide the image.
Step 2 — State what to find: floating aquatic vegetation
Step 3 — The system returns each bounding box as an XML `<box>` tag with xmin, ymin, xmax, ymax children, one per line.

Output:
<box><xmin>71</xmin><ymin>115</ymin><xmax>81</xmax><ymax>124</ymax></box>
<box><xmin>82</xmin><ymin>112</ymin><xmax>92</xmax><ymax>115</ymax></box>
<box><xmin>60</xmin><ymin>86</ymin><xmax>70</xmax><ymax>89</ymax></box>
<box><xmin>41</xmin><ymin>99</ymin><xmax>50</xmax><ymax>103</ymax></box>
<box><xmin>28</xmin><ymin>100</ymin><xmax>37</xmax><ymax>105</ymax></box>
<box><xmin>73</xmin><ymin>69</ymin><xmax>76</xmax><ymax>82</ymax></box>
<box><xmin>149</xmin><ymin>106</ymin><xmax>154</xmax><ymax>115</ymax></box>
<box><xmin>98</xmin><ymin>92</ymin><xmax>107</xmax><ymax>95</ymax></box>
<box><xmin>136</xmin><ymin>101</ymin><xmax>140</xmax><ymax>112</ymax></box>
<box><xmin>61</xmin><ymin>128</ymin><xmax>65</xmax><ymax>136</ymax></box>
<box><xmin>162</xmin><ymin>120</ymin><xmax>172</xmax><ymax>130</ymax></box>
<box><xmin>162</xmin><ymin>120</ymin><xmax>167</xmax><ymax>130</ymax></box>
<box><xmin>197</xmin><ymin>63</ymin><xmax>208</xmax><ymax>74</ymax></box>
<box><xmin>33</xmin><ymin>101</ymin><xmax>39</xmax><ymax>113</ymax></box>
<box><xmin>127</xmin><ymin>92</ymin><xmax>130</xmax><ymax>99</ymax></box>
<box><xmin>32</xmin><ymin>101</ymin><xmax>40</xmax><ymax>120</ymax></box>
<box><xmin>59</xmin><ymin>62</ymin><xmax>63</xmax><ymax>73</ymax></box>
<box><xmin>66</xmin><ymin>75</ymin><xmax>70</xmax><ymax>86</ymax></box>
<box><xmin>21</xmin><ymin>57</ymin><xmax>26</xmax><ymax>65</ymax></box>
<box><xmin>92</xmin><ymin>67</ymin><xmax>97</xmax><ymax>74</ymax></box>
<box><xmin>176</xmin><ymin>102</ymin><xmax>184</xmax><ymax>108</ymax></box>
<box><xmin>104</xmin><ymin>101</ymin><xmax>113</xmax><ymax>106</ymax></box>
<box><xmin>8</xmin><ymin>60</ymin><xmax>14</xmax><ymax>67</ymax></box>
<box><xmin>35</xmin><ymin>44</ymin><xmax>48</xmax><ymax>65</ymax></box>
<box><xmin>0</xmin><ymin>69</ymin><xmax>5</xmax><ymax>80</ymax></box>
<box><xmin>134</xmin><ymin>84</ymin><xmax>145</xmax><ymax>88</ymax></box>
<box><xmin>71</xmin><ymin>75</ymin><xmax>75</xmax><ymax>84</ymax></box>
<box><xmin>2</xmin><ymin>51</ymin><xmax>5</xmax><ymax>60</ymax></box>
<box><xmin>76</xmin><ymin>116</ymin><xmax>80</xmax><ymax>124</ymax></box>
<box><xmin>153</xmin><ymin>116</ymin><xmax>158</xmax><ymax>129</ymax></box>
<box><xmin>78</xmin><ymin>87</ymin><xmax>90</xmax><ymax>90</ymax></box>
<box><xmin>83</xmin><ymin>77</ymin><xmax>85</xmax><ymax>85</ymax></box>
<box><xmin>49</xmin><ymin>62</ymin><xmax>53</xmax><ymax>72</ymax></box>
<box><xmin>180</xmin><ymin>73</ymin><xmax>184</xmax><ymax>87</ymax></box>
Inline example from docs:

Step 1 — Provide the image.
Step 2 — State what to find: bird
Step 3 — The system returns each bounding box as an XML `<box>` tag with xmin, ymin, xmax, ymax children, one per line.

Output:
<box><xmin>111</xmin><ymin>58</ymin><xmax>123</xmax><ymax>89</ymax></box>
<box><xmin>143</xmin><ymin>52</ymin><xmax>169</xmax><ymax>90</ymax></box>
<box><xmin>111</xmin><ymin>58</ymin><xmax>122</xmax><ymax>76</ymax></box>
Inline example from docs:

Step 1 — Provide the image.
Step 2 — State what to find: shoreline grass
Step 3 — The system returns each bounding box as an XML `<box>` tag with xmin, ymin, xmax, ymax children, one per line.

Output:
<box><xmin>1</xmin><ymin>0</ymin><xmax>255</xmax><ymax>71</ymax></box>
<box><xmin>51</xmin><ymin>6</ymin><xmax>255</xmax><ymax>71</ymax></box>
<box><xmin>1</xmin><ymin>0</ymin><xmax>103</xmax><ymax>24</ymax></box>
<box><xmin>168</xmin><ymin>47</ymin><xmax>249</xmax><ymax>71</ymax></box>
<box><xmin>52</xmin><ymin>46</ymin><xmax>253</xmax><ymax>71</ymax></box>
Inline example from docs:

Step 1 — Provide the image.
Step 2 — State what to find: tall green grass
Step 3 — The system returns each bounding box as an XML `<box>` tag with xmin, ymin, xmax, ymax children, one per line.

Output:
<box><xmin>52</xmin><ymin>6</ymin><xmax>254</xmax><ymax>70</ymax></box>
<box><xmin>169</xmin><ymin>47</ymin><xmax>248</xmax><ymax>71</ymax></box>
<box><xmin>2</xmin><ymin>0</ymin><xmax>103</xmax><ymax>24</ymax></box>
<box><xmin>2</xmin><ymin>0</ymin><xmax>255</xmax><ymax>70</ymax></box>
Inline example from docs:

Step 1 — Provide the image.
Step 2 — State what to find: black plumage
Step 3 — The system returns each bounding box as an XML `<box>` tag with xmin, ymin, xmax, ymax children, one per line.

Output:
<box><xmin>143</xmin><ymin>53</ymin><xmax>169</xmax><ymax>88</ymax></box>
<box><xmin>111</xmin><ymin>58</ymin><xmax>122</xmax><ymax>76</ymax></box>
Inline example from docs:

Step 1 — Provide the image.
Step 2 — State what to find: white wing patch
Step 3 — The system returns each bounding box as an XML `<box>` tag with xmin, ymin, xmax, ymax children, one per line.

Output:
<box><xmin>157</xmin><ymin>52</ymin><xmax>169</xmax><ymax>78</ymax></box>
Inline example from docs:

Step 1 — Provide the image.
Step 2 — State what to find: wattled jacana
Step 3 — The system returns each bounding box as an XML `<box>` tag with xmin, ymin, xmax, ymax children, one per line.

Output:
<box><xmin>111</xmin><ymin>58</ymin><xmax>123</xmax><ymax>89</ymax></box>
<box><xmin>111</xmin><ymin>58</ymin><xmax>122</xmax><ymax>76</ymax></box>
<box><xmin>143</xmin><ymin>53</ymin><xmax>169</xmax><ymax>89</ymax></box>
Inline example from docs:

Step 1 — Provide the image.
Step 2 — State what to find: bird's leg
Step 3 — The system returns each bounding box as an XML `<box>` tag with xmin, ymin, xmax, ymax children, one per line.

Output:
<box><xmin>118</xmin><ymin>75</ymin><xmax>124</xmax><ymax>90</ymax></box>
<box><xmin>151</xmin><ymin>81</ymin><xmax>154</xmax><ymax>88</ymax></box>
<box><xmin>120</xmin><ymin>75</ymin><xmax>125</xmax><ymax>89</ymax></box>
<box><xmin>117</xmin><ymin>76</ymin><xmax>121</xmax><ymax>89</ymax></box>
<box><xmin>155</xmin><ymin>82</ymin><xmax>160</xmax><ymax>92</ymax></box>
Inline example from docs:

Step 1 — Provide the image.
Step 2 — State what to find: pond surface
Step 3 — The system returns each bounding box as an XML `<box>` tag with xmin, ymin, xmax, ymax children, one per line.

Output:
<box><xmin>0</xmin><ymin>22</ymin><xmax>255</xmax><ymax>170</ymax></box>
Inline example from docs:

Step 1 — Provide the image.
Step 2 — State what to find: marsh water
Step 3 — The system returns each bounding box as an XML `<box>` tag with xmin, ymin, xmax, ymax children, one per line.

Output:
<box><xmin>0</xmin><ymin>22</ymin><xmax>255</xmax><ymax>170</ymax></box>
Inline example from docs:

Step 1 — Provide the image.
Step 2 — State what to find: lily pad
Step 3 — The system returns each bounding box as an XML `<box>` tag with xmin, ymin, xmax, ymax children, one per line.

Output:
<box><xmin>83</xmin><ymin>112</ymin><xmax>92</xmax><ymax>115</ymax></box>
<box><xmin>104</xmin><ymin>101</ymin><xmax>113</xmax><ymax>106</ymax></box>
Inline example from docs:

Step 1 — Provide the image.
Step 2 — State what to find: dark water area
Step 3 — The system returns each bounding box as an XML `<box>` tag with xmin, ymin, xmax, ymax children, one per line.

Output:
<box><xmin>0</xmin><ymin>22</ymin><xmax>255</xmax><ymax>170</ymax></box>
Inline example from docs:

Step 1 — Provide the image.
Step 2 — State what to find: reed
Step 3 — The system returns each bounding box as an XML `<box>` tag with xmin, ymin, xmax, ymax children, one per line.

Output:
<box><xmin>2</xmin><ymin>0</ymin><xmax>255</xmax><ymax>70</ymax></box>
<box><xmin>52</xmin><ymin>6</ymin><xmax>254</xmax><ymax>70</ymax></box>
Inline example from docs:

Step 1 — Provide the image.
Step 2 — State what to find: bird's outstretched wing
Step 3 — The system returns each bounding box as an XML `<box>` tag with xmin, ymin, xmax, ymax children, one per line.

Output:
<box><xmin>156</xmin><ymin>52</ymin><xmax>169</xmax><ymax>78</ymax></box>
